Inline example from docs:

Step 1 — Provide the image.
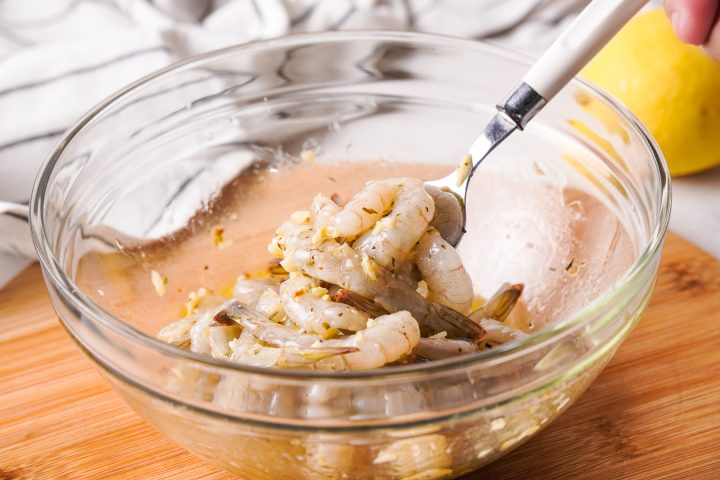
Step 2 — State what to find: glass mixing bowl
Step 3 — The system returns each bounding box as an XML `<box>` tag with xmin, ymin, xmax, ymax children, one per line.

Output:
<box><xmin>30</xmin><ymin>32</ymin><xmax>670</xmax><ymax>479</ymax></box>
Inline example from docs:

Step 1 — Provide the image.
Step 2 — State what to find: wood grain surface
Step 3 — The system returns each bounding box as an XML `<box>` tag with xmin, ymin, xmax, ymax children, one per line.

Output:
<box><xmin>1</xmin><ymin>232</ymin><xmax>718</xmax><ymax>479</ymax></box>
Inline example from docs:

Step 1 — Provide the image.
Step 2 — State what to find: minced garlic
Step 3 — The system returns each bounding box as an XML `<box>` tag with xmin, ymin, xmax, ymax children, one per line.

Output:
<box><xmin>456</xmin><ymin>153</ymin><xmax>472</xmax><ymax>187</ymax></box>
<box><xmin>268</xmin><ymin>236</ymin><xmax>284</xmax><ymax>258</ymax></box>
<box><xmin>565</xmin><ymin>258</ymin><xmax>587</xmax><ymax>276</ymax></box>
<box><xmin>290</xmin><ymin>210</ymin><xmax>312</xmax><ymax>224</ymax></box>
<box><xmin>310</xmin><ymin>286</ymin><xmax>329</xmax><ymax>298</ymax></box>
<box><xmin>151</xmin><ymin>270</ymin><xmax>168</xmax><ymax>297</ymax></box>
<box><xmin>311</xmin><ymin>227</ymin><xmax>327</xmax><ymax>245</ymax></box>
<box><xmin>361</xmin><ymin>255</ymin><xmax>379</xmax><ymax>280</ymax></box>
<box><xmin>212</xmin><ymin>226</ymin><xmax>225</xmax><ymax>245</ymax></box>
<box><xmin>321</xmin><ymin>327</ymin><xmax>339</xmax><ymax>340</ymax></box>
<box><xmin>212</xmin><ymin>225</ymin><xmax>232</xmax><ymax>249</ymax></box>
<box><xmin>184</xmin><ymin>287</ymin><xmax>207</xmax><ymax>317</ymax></box>
<box><xmin>280</xmin><ymin>258</ymin><xmax>298</xmax><ymax>272</ymax></box>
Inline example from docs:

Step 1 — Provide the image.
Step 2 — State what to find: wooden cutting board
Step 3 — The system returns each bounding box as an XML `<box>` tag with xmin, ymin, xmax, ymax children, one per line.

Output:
<box><xmin>1</xmin><ymin>232</ymin><xmax>719</xmax><ymax>479</ymax></box>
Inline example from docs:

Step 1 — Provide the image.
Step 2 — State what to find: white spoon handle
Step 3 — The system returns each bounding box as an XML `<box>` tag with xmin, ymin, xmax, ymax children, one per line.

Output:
<box><xmin>523</xmin><ymin>0</ymin><xmax>649</xmax><ymax>102</ymax></box>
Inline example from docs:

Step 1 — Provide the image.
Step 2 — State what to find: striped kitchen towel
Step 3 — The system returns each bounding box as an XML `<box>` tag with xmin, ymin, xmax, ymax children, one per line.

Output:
<box><xmin>0</xmin><ymin>0</ymin><xmax>590</xmax><ymax>286</ymax></box>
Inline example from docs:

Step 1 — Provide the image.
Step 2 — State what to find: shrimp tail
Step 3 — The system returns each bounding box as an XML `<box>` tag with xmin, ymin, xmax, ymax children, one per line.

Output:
<box><xmin>425</xmin><ymin>302</ymin><xmax>486</xmax><ymax>341</ymax></box>
<box><xmin>277</xmin><ymin>347</ymin><xmax>360</xmax><ymax>368</ymax></box>
<box><xmin>299</xmin><ymin>347</ymin><xmax>360</xmax><ymax>359</ymax></box>
<box><xmin>209</xmin><ymin>323</ymin><xmax>243</xmax><ymax>357</ymax></box>
<box><xmin>413</xmin><ymin>337</ymin><xmax>479</xmax><ymax>360</ymax></box>
<box><xmin>216</xmin><ymin>300</ymin><xmax>268</xmax><ymax>325</ymax></box>
<box><xmin>331</xmin><ymin>288</ymin><xmax>389</xmax><ymax>318</ymax></box>
<box><xmin>374</xmin><ymin>278</ymin><xmax>485</xmax><ymax>341</ymax></box>
<box><xmin>332</xmin><ymin>281</ymin><xmax>484</xmax><ymax>342</ymax></box>
<box><xmin>472</xmin><ymin>283</ymin><xmax>524</xmax><ymax>323</ymax></box>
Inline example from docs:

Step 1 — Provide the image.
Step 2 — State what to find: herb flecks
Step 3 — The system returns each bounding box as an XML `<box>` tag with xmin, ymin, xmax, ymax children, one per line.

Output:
<box><xmin>565</xmin><ymin>258</ymin><xmax>587</xmax><ymax>276</ymax></box>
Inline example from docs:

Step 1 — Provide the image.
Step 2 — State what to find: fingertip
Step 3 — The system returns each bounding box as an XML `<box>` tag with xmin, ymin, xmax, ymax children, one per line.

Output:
<box><xmin>702</xmin><ymin>19</ymin><xmax>720</xmax><ymax>62</ymax></box>
<box><xmin>664</xmin><ymin>0</ymin><xmax>718</xmax><ymax>45</ymax></box>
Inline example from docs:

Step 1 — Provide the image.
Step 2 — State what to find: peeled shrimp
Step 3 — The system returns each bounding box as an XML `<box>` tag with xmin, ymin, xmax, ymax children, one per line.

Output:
<box><xmin>353</xmin><ymin>178</ymin><xmax>435</xmax><ymax>269</ymax></box>
<box><xmin>232</xmin><ymin>277</ymin><xmax>280</xmax><ymax>305</ymax></box>
<box><xmin>318</xmin><ymin>179</ymin><xmax>397</xmax><ymax>237</ymax></box>
<box><xmin>275</xmin><ymin>217</ymin><xmax>483</xmax><ymax>339</ymax></box>
<box><xmin>413</xmin><ymin>337</ymin><xmax>479</xmax><ymax>360</ymax></box>
<box><xmin>228</xmin><ymin>331</ymin><xmax>352</xmax><ymax>369</ymax></box>
<box><xmin>255</xmin><ymin>288</ymin><xmax>285</xmax><ymax>322</ymax></box>
<box><xmin>220</xmin><ymin>300</ymin><xmax>319</xmax><ymax>348</ymax></box>
<box><xmin>285</xmin><ymin>236</ymin><xmax>483</xmax><ymax>339</ymax></box>
<box><xmin>188</xmin><ymin>304</ymin><xmax>229</xmax><ymax>355</ymax></box>
<box><xmin>279</xmin><ymin>273</ymin><xmax>369</xmax><ymax>334</ymax></box>
<box><xmin>208</xmin><ymin>323</ymin><xmax>243</xmax><ymax>358</ymax></box>
<box><xmin>425</xmin><ymin>185</ymin><xmax>464</xmax><ymax>246</ymax></box>
<box><xmin>478</xmin><ymin>318</ymin><xmax>528</xmax><ymax>347</ymax></box>
<box><xmin>415</xmin><ymin>226</ymin><xmax>473</xmax><ymax>314</ymax></box>
<box><xmin>157</xmin><ymin>316</ymin><xmax>195</xmax><ymax>348</ymax></box>
<box><xmin>270</xmin><ymin>212</ymin><xmax>485</xmax><ymax>339</ymax></box>
<box><xmin>333</xmin><ymin>280</ymin><xmax>485</xmax><ymax>341</ymax></box>
<box><xmin>319</xmin><ymin>311</ymin><xmax>420</xmax><ymax>370</ymax></box>
<box><xmin>311</xmin><ymin>194</ymin><xmax>343</xmax><ymax>231</ymax></box>
<box><xmin>223</xmin><ymin>301</ymin><xmax>419</xmax><ymax>370</ymax></box>
<box><xmin>274</xmin><ymin>219</ymin><xmax>376</xmax><ymax>296</ymax></box>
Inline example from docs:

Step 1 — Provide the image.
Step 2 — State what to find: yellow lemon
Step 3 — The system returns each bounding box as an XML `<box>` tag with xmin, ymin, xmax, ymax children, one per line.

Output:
<box><xmin>582</xmin><ymin>8</ymin><xmax>720</xmax><ymax>176</ymax></box>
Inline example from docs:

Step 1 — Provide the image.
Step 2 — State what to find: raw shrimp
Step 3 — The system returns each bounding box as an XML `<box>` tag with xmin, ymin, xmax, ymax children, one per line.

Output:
<box><xmin>157</xmin><ymin>316</ymin><xmax>195</xmax><ymax>348</ymax></box>
<box><xmin>478</xmin><ymin>318</ymin><xmax>528</xmax><ymax>347</ymax></box>
<box><xmin>208</xmin><ymin>323</ymin><xmax>243</xmax><ymax>358</ymax></box>
<box><xmin>353</xmin><ymin>178</ymin><xmax>435</xmax><ymax>269</ymax></box>
<box><xmin>222</xmin><ymin>301</ymin><xmax>420</xmax><ymax>370</ymax></box>
<box><xmin>470</xmin><ymin>283</ymin><xmax>524</xmax><ymax>323</ymax></box>
<box><xmin>158</xmin><ymin>166</ymin><xmax>540</xmax><ymax>370</ymax></box>
<box><xmin>413</xmin><ymin>337</ymin><xmax>479</xmax><ymax>360</ymax></box>
<box><xmin>333</xmin><ymin>281</ymin><xmax>485</xmax><ymax>341</ymax></box>
<box><xmin>255</xmin><ymin>288</ymin><xmax>285</xmax><ymax>322</ymax></box>
<box><xmin>415</xmin><ymin>227</ymin><xmax>473</xmax><ymax>314</ymax></box>
<box><xmin>232</xmin><ymin>277</ymin><xmax>280</xmax><ymax>305</ymax></box>
<box><xmin>218</xmin><ymin>301</ymin><xmax>319</xmax><ymax>348</ymax></box>
<box><xmin>311</xmin><ymin>194</ymin><xmax>343</xmax><ymax>231</ymax></box>
<box><xmin>227</xmin><ymin>330</ymin><xmax>353</xmax><ymax>369</ymax></box>
<box><xmin>279</xmin><ymin>273</ymin><xmax>369</xmax><ymax>334</ymax></box>
<box><xmin>425</xmin><ymin>185</ymin><xmax>464</xmax><ymax>246</ymax></box>
<box><xmin>372</xmin><ymin>280</ymin><xmax>483</xmax><ymax>340</ymax></box>
<box><xmin>188</xmin><ymin>303</ymin><xmax>231</xmax><ymax>355</ymax></box>
<box><xmin>275</xmin><ymin>221</ymin><xmax>484</xmax><ymax>340</ymax></box>
<box><xmin>273</xmin><ymin>219</ymin><xmax>376</xmax><ymax>296</ymax></box>
<box><xmin>320</xmin><ymin>311</ymin><xmax>420</xmax><ymax>370</ymax></box>
<box><xmin>318</xmin><ymin>179</ymin><xmax>397</xmax><ymax>237</ymax></box>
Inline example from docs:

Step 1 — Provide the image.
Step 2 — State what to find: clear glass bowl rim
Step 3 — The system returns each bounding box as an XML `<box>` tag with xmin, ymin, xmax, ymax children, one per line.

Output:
<box><xmin>29</xmin><ymin>30</ymin><xmax>671</xmax><ymax>381</ymax></box>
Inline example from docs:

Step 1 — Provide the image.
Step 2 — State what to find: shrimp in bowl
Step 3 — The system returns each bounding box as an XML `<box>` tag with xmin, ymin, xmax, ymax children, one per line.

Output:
<box><xmin>157</xmin><ymin>177</ymin><xmax>528</xmax><ymax>370</ymax></box>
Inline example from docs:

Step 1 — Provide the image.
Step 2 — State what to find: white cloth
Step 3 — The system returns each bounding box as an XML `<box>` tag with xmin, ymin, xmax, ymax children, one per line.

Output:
<box><xmin>0</xmin><ymin>0</ymin><xmax>591</xmax><ymax>286</ymax></box>
<box><xmin>0</xmin><ymin>0</ymin><xmax>590</xmax><ymax>202</ymax></box>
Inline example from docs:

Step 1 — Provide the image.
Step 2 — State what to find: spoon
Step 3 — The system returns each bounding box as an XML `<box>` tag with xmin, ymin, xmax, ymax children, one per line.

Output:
<box><xmin>425</xmin><ymin>0</ymin><xmax>649</xmax><ymax>247</ymax></box>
